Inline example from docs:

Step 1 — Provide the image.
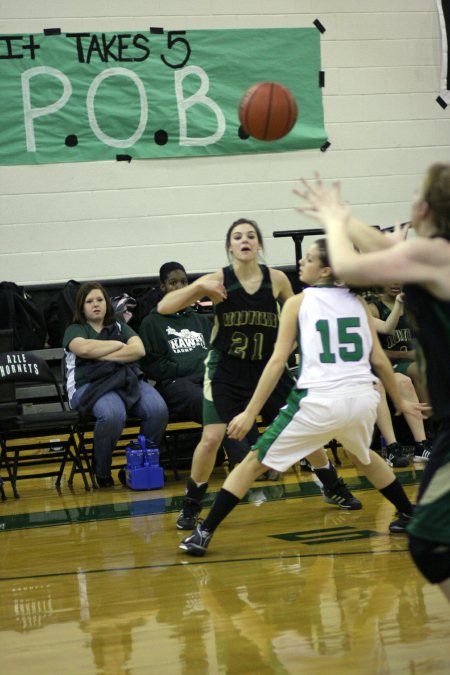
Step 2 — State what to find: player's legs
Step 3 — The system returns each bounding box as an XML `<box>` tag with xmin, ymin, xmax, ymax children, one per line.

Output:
<box><xmin>179</xmin><ymin>390</ymin><xmax>362</xmax><ymax>555</ymax></box>
<box><xmin>409</xmin><ymin>533</ymin><xmax>450</xmax><ymax>601</ymax></box>
<box><xmin>375</xmin><ymin>383</ymin><xmax>397</xmax><ymax>445</ymax></box>
<box><xmin>176</xmin><ymin>423</ymin><xmax>226</xmax><ymax>530</ymax></box>
<box><xmin>374</xmin><ymin>382</ymin><xmax>409</xmax><ymax>467</ymax></box>
<box><xmin>351</xmin><ymin>449</ymin><xmax>398</xmax><ymax>489</ymax></box>
<box><xmin>394</xmin><ymin>372</ymin><xmax>429</xmax><ymax>445</ymax></box>
<box><xmin>407</xmin><ymin>421</ymin><xmax>450</xmax><ymax>601</ymax></box>
<box><xmin>191</xmin><ymin>423</ymin><xmax>227</xmax><ymax>483</ymax></box>
<box><xmin>222</xmin><ymin>450</ymin><xmax>269</xmax><ymax>497</ymax></box>
<box><xmin>348</xmin><ymin>449</ymin><xmax>414</xmax><ymax>532</ymax></box>
<box><xmin>405</xmin><ymin>361</ymin><xmax>430</xmax><ymax>411</ymax></box>
<box><xmin>178</xmin><ymin>450</ymin><xmax>269</xmax><ymax>556</ymax></box>
<box><xmin>333</xmin><ymin>391</ymin><xmax>414</xmax><ymax>533</ymax></box>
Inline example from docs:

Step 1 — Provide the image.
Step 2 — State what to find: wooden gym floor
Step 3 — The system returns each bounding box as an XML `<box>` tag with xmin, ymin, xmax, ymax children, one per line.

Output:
<box><xmin>1</xmin><ymin>456</ymin><xmax>449</xmax><ymax>674</ymax></box>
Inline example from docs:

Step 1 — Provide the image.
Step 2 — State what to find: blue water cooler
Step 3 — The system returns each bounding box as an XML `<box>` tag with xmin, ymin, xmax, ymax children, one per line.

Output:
<box><xmin>125</xmin><ymin>435</ymin><xmax>164</xmax><ymax>490</ymax></box>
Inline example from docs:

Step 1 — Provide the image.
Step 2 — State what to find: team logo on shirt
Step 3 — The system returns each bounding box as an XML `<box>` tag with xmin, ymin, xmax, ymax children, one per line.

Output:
<box><xmin>166</xmin><ymin>327</ymin><xmax>207</xmax><ymax>353</ymax></box>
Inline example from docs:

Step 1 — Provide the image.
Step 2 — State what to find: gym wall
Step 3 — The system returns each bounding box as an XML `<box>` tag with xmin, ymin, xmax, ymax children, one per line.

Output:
<box><xmin>0</xmin><ymin>1</ymin><xmax>448</xmax><ymax>285</ymax></box>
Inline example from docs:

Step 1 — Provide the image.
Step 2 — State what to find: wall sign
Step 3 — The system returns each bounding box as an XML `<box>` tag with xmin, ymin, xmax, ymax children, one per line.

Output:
<box><xmin>0</xmin><ymin>27</ymin><xmax>327</xmax><ymax>165</ymax></box>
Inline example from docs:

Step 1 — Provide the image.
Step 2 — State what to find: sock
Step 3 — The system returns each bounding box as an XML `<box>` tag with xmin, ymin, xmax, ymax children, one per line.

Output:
<box><xmin>201</xmin><ymin>488</ymin><xmax>241</xmax><ymax>533</ymax></box>
<box><xmin>379</xmin><ymin>478</ymin><xmax>413</xmax><ymax>516</ymax></box>
<box><xmin>185</xmin><ymin>476</ymin><xmax>208</xmax><ymax>503</ymax></box>
<box><xmin>314</xmin><ymin>461</ymin><xmax>339</xmax><ymax>489</ymax></box>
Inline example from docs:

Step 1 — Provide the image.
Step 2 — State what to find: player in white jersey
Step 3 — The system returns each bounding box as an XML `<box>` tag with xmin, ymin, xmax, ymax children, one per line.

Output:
<box><xmin>178</xmin><ymin>238</ymin><xmax>428</xmax><ymax>556</ymax></box>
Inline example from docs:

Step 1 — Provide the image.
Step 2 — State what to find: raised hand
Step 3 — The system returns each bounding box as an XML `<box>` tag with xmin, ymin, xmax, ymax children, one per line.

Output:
<box><xmin>293</xmin><ymin>172</ymin><xmax>351</xmax><ymax>231</ymax></box>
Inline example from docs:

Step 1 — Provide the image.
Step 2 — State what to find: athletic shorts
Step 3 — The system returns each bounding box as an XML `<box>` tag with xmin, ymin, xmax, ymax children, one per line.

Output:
<box><xmin>393</xmin><ymin>359</ymin><xmax>411</xmax><ymax>376</ymax></box>
<box><xmin>407</xmin><ymin>418</ymin><xmax>450</xmax><ymax>546</ymax></box>
<box><xmin>256</xmin><ymin>386</ymin><xmax>380</xmax><ymax>472</ymax></box>
<box><xmin>202</xmin><ymin>349</ymin><xmax>294</xmax><ymax>426</ymax></box>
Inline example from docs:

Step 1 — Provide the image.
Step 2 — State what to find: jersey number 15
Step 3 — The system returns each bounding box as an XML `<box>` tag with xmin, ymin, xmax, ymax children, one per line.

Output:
<box><xmin>316</xmin><ymin>318</ymin><xmax>363</xmax><ymax>363</ymax></box>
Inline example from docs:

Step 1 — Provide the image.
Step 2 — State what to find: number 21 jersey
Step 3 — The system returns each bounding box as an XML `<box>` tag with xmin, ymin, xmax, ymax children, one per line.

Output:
<box><xmin>211</xmin><ymin>264</ymin><xmax>279</xmax><ymax>361</ymax></box>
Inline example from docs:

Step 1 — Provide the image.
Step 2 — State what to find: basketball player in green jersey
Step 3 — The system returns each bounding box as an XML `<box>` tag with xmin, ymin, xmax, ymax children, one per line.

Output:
<box><xmin>179</xmin><ymin>238</ymin><xmax>426</xmax><ymax>557</ymax></box>
<box><xmin>158</xmin><ymin>220</ymin><xmax>362</xmax><ymax>531</ymax></box>
<box><xmin>295</xmin><ymin>163</ymin><xmax>450</xmax><ymax>602</ymax></box>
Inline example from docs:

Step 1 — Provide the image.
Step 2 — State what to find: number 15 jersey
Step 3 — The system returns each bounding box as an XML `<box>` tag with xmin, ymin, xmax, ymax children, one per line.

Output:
<box><xmin>296</xmin><ymin>286</ymin><xmax>376</xmax><ymax>393</ymax></box>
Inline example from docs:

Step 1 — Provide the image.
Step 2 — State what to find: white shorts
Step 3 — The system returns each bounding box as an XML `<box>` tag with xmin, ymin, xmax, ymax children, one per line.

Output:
<box><xmin>256</xmin><ymin>386</ymin><xmax>380</xmax><ymax>472</ymax></box>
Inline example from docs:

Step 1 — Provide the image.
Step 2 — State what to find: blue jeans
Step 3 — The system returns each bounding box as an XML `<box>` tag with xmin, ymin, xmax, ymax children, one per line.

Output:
<box><xmin>71</xmin><ymin>381</ymin><xmax>169</xmax><ymax>478</ymax></box>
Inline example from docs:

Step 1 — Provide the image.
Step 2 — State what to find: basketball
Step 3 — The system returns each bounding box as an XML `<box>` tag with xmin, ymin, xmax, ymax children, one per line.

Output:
<box><xmin>238</xmin><ymin>82</ymin><xmax>298</xmax><ymax>141</ymax></box>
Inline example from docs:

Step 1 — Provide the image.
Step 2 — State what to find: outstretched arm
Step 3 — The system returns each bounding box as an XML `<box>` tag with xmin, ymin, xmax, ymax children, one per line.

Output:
<box><xmin>294</xmin><ymin>174</ymin><xmax>444</xmax><ymax>290</ymax></box>
<box><xmin>294</xmin><ymin>173</ymin><xmax>407</xmax><ymax>253</ymax></box>
<box><xmin>157</xmin><ymin>272</ymin><xmax>226</xmax><ymax>314</ymax></box>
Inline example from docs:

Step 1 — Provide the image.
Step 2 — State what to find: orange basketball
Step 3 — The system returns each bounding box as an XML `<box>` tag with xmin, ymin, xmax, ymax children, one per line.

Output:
<box><xmin>238</xmin><ymin>82</ymin><xmax>298</xmax><ymax>141</ymax></box>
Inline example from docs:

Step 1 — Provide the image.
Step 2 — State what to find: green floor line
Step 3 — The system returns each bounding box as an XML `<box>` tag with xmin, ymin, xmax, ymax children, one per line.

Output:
<box><xmin>0</xmin><ymin>470</ymin><xmax>423</xmax><ymax>532</ymax></box>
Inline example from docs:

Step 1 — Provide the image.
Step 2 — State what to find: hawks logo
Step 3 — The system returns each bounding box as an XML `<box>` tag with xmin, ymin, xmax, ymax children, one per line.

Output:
<box><xmin>166</xmin><ymin>326</ymin><xmax>207</xmax><ymax>353</ymax></box>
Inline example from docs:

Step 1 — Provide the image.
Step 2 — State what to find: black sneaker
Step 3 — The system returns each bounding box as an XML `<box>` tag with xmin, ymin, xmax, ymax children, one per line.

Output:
<box><xmin>385</xmin><ymin>442</ymin><xmax>410</xmax><ymax>468</ymax></box>
<box><xmin>413</xmin><ymin>440</ymin><xmax>432</xmax><ymax>463</ymax></box>
<box><xmin>322</xmin><ymin>478</ymin><xmax>362</xmax><ymax>510</ymax></box>
<box><xmin>176</xmin><ymin>497</ymin><xmax>202</xmax><ymax>530</ymax></box>
<box><xmin>300</xmin><ymin>459</ymin><xmax>313</xmax><ymax>472</ymax></box>
<box><xmin>96</xmin><ymin>475</ymin><xmax>115</xmax><ymax>488</ymax></box>
<box><xmin>389</xmin><ymin>511</ymin><xmax>413</xmax><ymax>534</ymax></box>
<box><xmin>179</xmin><ymin>524</ymin><xmax>212</xmax><ymax>557</ymax></box>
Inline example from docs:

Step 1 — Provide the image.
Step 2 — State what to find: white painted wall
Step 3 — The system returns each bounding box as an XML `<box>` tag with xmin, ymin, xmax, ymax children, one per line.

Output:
<box><xmin>0</xmin><ymin>1</ymin><xmax>448</xmax><ymax>285</ymax></box>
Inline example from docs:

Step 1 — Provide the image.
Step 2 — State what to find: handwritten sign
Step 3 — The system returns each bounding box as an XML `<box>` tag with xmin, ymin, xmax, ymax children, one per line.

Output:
<box><xmin>0</xmin><ymin>27</ymin><xmax>327</xmax><ymax>165</ymax></box>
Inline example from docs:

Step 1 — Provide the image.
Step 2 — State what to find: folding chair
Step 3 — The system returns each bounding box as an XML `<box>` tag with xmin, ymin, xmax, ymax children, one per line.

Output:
<box><xmin>0</xmin><ymin>350</ymin><xmax>91</xmax><ymax>497</ymax></box>
<box><xmin>0</xmin><ymin>330</ymin><xmax>15</xmax><ymax>499</ymax></box>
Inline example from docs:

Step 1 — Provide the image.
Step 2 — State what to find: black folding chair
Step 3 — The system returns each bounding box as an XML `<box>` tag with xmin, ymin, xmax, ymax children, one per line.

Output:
<box><xmin>0</xmin><ymin>330</ymin><xmax>15</xmax><ymax>499</ymax></box>
<box><xmin>0</xmin><ymin>350</ymin><xmax>91</xmax><ymax>497</ymax></box>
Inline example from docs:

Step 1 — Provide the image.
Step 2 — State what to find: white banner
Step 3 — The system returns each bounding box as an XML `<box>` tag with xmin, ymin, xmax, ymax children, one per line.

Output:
<box><xmin>436</xmin><ymin>0</ymin><xmax>450</xmax><ymax>107</ymax></box>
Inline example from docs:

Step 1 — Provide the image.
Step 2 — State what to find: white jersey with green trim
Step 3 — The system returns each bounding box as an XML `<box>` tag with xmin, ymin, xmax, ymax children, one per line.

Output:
<box><xmin>296</xmin><ymin>286</ymin><xmax>376</xmax><ymax>393</ymax></box>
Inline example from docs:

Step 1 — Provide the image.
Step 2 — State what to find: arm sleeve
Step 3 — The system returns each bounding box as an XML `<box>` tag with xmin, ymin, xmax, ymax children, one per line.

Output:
<box><xmin>62</xmin><ymin>324</ymin><xmax>88</xmax><ymax>348</ymax></box>
<box><xmin>120</xmin><ymin>322</ymin><xmax>138</xmax><ymax>342</ymax></box>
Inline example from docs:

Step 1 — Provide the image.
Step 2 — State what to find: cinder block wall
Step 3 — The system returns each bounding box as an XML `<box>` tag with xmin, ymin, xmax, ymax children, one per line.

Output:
<box><xmin>0</xmin><ymin>1</ymin><xmax>448</xmax><ymax>285</ymax></box>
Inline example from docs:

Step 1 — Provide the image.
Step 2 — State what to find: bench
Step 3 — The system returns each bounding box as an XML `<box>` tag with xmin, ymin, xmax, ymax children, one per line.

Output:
<box><xmin>0</xmin><ymin>347</ymin><xmax>221</xmax><ymax>491</ymax></box>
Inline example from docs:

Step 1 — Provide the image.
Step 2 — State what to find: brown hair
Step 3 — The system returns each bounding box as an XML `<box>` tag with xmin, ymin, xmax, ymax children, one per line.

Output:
<box><xmin>422</xmin><ymin>163</ymin><xmax>450</xmax><ymax>237</ymax></box>
<box><xmin>315</xmin><ymin>238</ymin><xmax>361</xmax><ymax>293</ymax></box>
<box><xmin>315</xmin><ymin>237</ymin><xmax>331</xmax><ymax>269</ymax></box>
<box><xmin>72</xmin><ymin>282</ymin><xmax>116</xmax><ymax>325</ymax></box>
<box><xmin>225</xmin><ymin>218</ymin><xmax>265</xmax><ymax>255</ymax></box>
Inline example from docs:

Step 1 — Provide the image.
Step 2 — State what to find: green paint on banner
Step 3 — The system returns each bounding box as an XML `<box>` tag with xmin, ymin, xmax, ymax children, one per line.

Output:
<box><xmin>0</xmin><ymin>27</ymin><xmax>326</xmax><ymax>165</ymax></box>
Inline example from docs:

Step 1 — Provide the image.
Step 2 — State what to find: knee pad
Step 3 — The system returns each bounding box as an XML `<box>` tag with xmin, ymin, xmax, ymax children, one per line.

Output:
<box><xmin>409</xmin><ymin>534</ymin><xmax>450</xmax><ymax>584</ymax></box>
